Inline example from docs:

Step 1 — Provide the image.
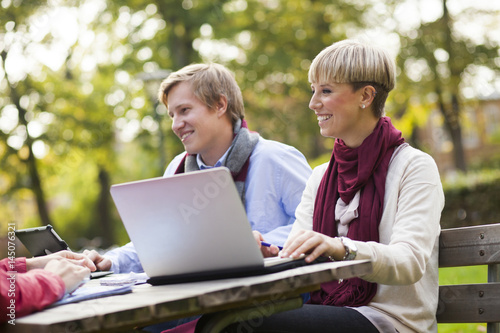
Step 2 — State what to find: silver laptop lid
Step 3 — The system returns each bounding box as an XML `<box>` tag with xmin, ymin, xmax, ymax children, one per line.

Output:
<box><xmin>110</xmin><ymin>167</ymin><xmax>264</xmax><ymax>278</ymax></box>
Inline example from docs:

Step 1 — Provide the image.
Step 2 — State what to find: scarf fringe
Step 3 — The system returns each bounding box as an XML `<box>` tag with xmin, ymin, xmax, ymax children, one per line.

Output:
<box><xmin>321</xmin><ymin>278</ymin><xmax>377</xmax><ymax>307</ymax></box>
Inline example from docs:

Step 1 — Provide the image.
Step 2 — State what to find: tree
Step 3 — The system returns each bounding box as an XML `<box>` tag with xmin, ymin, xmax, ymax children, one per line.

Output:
<box><xmin>10</xmin><ymin>0</ymin><xmax>496</xmax><ymax>249</ymax></box>
<box><xmin>395</xmin><ymin>0</ymin><xmax>500</xmax><ymax>172</ymax></box>
<box><xmin>183</xmin><ymin>0</ymin><xmax>368</xmax><ymax>158</ymax></box>
<box><xmin>0</xmin><ymin>0</ymin><xmax>235</xmax><ymax>247</ymax></box>
<box><xmin>0</xmin><ymin>1</ymin><xmax>136</xmax><ymax>247</ymax></box>
<box><xmin>0</xmin><ymin>0</ymin><xmax>374</xmax><ymax>247</ymax></box>
<box><xmin>0</xmin><ymin>1</ymin><xmax>57</xmax><ymax>228</ymax></box>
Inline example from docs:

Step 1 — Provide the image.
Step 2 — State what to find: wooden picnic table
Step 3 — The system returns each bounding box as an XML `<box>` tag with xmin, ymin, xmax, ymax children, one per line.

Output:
<box><xmin>2</xmin><ymin>259</ymin><xmax>372</xmax><ymax>333</ymax></box>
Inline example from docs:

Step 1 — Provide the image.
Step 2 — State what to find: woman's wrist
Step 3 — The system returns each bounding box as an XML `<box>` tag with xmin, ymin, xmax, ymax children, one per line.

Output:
<box><xmin>25</xmin><ymin>257</ymin><xmax>39</xmax><ymax>270</ymax></box>
<box><xmin>328</xmin><ymin>237</ymin><xmax>358</xmax><ymax>261</ymax></box>
<box><xmin>26</xmin><ymin>256</ymin><xmax>50</xmax><ymax>270</ymax></box>
<box><xmin>328</xmin><ymin>237</ymin><xmax>348</xmax><ymax>261</ymax></box>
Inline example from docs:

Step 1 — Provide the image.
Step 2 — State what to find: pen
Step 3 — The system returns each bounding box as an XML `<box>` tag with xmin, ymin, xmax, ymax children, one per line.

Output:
<box><xmin>260</xmin><ymin>241</ymin><xmax>283</xmax><ymax>250</ymax></box>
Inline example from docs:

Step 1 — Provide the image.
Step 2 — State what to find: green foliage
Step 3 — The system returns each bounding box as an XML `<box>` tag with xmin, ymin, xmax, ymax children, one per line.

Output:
<box><xmin>438</xmin><ymin>323</ymin><xmax>486</xmax><ymax>333</ymax></box>
<box><xmin>0</xmin><ymin>0</ymin><xmax>499</xmax><ymax>254</ymax></box>
<box><xmin>441</xmin><ymin>169</ymin><xmax>500</xmax><ymax>228</ymax></box>
<box><xmin>308</xmin><ymin>152</ymin><xmax>332</xmax><ymax>170</ymax></box>
<box><xmin>394</xmin><ymin>1</ymin><xmax>500</xmax><ymax>171</ymax></box>
<box><xmin>441</xmin><ymin>153</ymin><xmax>500</xmax><ymax>229</ymax></box>
<box><xmin>219</xmin><ymin>0</ymin><xmax>366</xmax><ymax>158</ymax></box>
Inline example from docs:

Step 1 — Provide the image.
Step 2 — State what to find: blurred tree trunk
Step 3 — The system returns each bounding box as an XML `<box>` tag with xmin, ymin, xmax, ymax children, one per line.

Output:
<box><xmin>437</xmin><ymin>87</ymin><xmax>467</xmax><ymax>172</ymax></box>
<box><xmin>156</xmin><ymin>0</ymin><xmax>197</xmax><ymax>70</ymax></box>
<box><xmin>439</xmin><ymin>0</ymin><xmax>467</xmax><ymax>172</ymax></box>
<box><xmin>1</xmin><ymin>51</ymin><xmax>53</xmax><ymax>226</ymax></box>
<box><xmin>15</xmin><ymin>92</ymin><xmax>53</xmax><ymax>226</ymax></box>
<box><xmin>96</xmin><ymin>166</ymin><xmax>113</xmax><ymax>248</ymax></box>
<box><xmin>26</xmin><ymin>139</ymin><xmax>53</xmax><ymax>227</ymax></box>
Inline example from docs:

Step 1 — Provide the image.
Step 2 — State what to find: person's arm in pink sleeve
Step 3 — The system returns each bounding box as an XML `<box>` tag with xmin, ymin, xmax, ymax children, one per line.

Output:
<box><xmin>13</xmin><ymin>268</ymin><xmax>65</xmax><ymax>317</ymax></box>
<box><xmin>0</xmin><ymin>257</ymin><xmax>26</xmax><ymax>273</ymax></box>
<box><xmin>1</xmin><ymin>257</ymin><xmax>65</xmax><ymax>322</ymax></box>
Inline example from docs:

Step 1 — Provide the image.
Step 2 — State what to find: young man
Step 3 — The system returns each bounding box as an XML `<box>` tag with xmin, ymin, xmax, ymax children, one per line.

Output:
<box><xmin>86</xmin><ymin>63</ymin><xmax>312</xmax><ymax>273</ymax></box>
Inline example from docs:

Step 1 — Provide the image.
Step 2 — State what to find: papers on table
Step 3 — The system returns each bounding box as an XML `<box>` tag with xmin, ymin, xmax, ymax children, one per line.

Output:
<box><xmin>49</xmin><ymin>272</ymin><xmax>149</xmax><ymax>307</ymax></box>
<box><xmin>99</xmin><ymin>272</ymin><xmax>149</xmax><ymax>286</ymax></box>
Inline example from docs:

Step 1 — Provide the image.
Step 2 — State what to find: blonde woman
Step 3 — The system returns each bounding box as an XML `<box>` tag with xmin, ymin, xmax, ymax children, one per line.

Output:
<box><xmin>215</xmin><ymin>40</ymin><xmax>444</xmax><ymax>333</ymax></box>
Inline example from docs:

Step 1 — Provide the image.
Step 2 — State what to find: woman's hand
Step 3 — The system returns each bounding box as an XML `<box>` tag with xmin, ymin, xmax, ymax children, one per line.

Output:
<box><xmin>281</xmin><ymin>230</ymin><xmax>345</xmax><ymax>263</ymax></box>
<box><xmin>26</xmin><ymin>250</ymin><xmax>96</xmax><ymax>272</ymax></box>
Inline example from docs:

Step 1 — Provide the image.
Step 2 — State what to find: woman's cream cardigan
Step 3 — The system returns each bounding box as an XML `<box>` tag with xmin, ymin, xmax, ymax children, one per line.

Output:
<box><xmin>290</xmin><ymin>144</ymin><xmax>445</xmax><ymax>333</ymax></box>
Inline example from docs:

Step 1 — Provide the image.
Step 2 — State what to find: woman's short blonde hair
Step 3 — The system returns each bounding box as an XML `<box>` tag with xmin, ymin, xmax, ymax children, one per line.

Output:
<box><xmin>308</xmin><ymin>40</ymin><xmax>396</xmax><ymax>118</ymax></box>
<box><xmin>158</xmin><ymin>63</ymin><xmax>245</xmax><ymax>126</ymax></box>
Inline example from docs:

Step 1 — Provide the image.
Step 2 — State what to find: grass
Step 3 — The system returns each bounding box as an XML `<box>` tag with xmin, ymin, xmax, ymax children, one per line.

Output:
<box><xmin>437</xmin><ymin>265</ymin><xmax>488</xmax><ymax>333</ymax></box>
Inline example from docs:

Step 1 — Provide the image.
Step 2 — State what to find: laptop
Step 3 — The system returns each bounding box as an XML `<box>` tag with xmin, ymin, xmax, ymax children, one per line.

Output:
<box><xmin>110</xmin><ymin>167</ymin><xmax>317</xmax><ymax>285</ymax></box>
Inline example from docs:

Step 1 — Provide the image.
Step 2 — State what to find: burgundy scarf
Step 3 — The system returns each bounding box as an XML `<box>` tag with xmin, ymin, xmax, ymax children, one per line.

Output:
<box><xmin>309</xmin><ymin>117</ymin><xmax>405</xmax><ymax>307</ymax></box>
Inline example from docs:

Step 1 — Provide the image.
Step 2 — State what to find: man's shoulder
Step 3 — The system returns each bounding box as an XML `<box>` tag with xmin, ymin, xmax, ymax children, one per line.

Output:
<box><xmin>252</xmin><ymin>137</ymin><xmax>303</xmax><ymax>156</ymax></box>
<box><xmin>249</xmin><ymin>137</ymin><xmax>311</xmax><ymax>171</ymax></box>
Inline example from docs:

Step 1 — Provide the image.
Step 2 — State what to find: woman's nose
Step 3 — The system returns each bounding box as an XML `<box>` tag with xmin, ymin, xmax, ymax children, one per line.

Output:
<box><xmin>309</xmin><ymin>94</ymin><xmax>321</xmax><ymax>111</ymax></box>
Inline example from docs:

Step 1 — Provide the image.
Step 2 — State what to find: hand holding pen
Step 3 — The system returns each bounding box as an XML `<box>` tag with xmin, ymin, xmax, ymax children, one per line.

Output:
<box><xmin>252</xmin><ymin>230</ymin><xmax>282</xmax><ymax>257</ymax></box>
<box><xmin>260</xmin><ymin>242</ymin><xmax>283</xmax><ymax>251</ymax></box>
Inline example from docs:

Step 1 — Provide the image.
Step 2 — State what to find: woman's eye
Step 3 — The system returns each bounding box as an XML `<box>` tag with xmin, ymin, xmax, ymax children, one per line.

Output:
<box><xmin>322</xmin><ymin>89</ymin><xmax>332</xmax><ymax>94</ymax></box>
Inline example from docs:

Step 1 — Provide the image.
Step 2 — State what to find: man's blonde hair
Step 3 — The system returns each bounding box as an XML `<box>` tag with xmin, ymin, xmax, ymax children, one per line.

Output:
<box><xmin>308</xmin><ymin>40</ymin><xmax>396</xmax><ymax>118</ymax></box>
<box><xmin>158</xmin><ymin>63</ymin><xmax>245</xmax><ymax>126</ymax></box>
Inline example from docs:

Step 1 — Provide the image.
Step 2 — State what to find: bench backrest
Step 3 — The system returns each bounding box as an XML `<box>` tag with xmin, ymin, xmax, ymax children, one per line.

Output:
<box><xmin>437</xmin><ymin>223</ymin><xmax>500</xmax><ymax>333</ymax></box>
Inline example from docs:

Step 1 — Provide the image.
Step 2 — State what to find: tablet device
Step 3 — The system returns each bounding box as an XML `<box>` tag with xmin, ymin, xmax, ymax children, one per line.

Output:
<box><xmin>15</xmin><ymin>224</ymin><xmax>70</xmax><ymax>257</ymax></box>
<box><xmin>15</xmin><ymin>224</ymin><xmax>113</xmax><ymax>279</ymax></box>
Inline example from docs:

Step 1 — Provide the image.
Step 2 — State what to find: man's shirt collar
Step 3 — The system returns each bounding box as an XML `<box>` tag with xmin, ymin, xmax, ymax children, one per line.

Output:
<box><xmin>196</xmin><ymin>147</ymin><xmax>231</xmax><ymax>170</ymax></box>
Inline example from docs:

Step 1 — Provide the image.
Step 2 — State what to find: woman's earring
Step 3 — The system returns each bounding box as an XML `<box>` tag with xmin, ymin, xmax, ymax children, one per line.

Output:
<box><xmin>361</xmin><ymin>104</ymin><xmax>366</xmax><ymax>109</ymax></box>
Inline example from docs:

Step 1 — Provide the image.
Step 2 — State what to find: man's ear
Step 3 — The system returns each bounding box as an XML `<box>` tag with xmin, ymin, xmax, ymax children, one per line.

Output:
<box><xmin>216</xmin><ymin>95</ymin><xmax>228</xmax><ymax>118</ymax></box>
<box><xmin>360</xmin><ymin>85</ymin><xmax>376</xmax><ymax>108</ymax></box>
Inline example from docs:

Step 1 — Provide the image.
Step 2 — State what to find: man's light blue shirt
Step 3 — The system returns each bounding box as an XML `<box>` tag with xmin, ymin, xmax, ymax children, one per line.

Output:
<box><xmin>105</xmin><ymin>137</ymin><xmax>312</xmax><ymax>273</ymax></box>
<box><xmin>195</xmin><ymin>149</ymin><xmax>229</xmax><ymax>169</ymax></box>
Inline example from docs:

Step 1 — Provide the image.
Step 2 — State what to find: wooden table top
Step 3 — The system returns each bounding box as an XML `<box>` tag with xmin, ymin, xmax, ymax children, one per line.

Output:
<box><xmin>2</xmin><ymin>259</ymin><xmax>372</xmax><ymax>333</ymax></box>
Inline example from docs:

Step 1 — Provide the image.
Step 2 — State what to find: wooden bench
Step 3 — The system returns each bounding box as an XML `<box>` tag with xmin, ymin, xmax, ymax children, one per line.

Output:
<box><xmin>437</xmin><ymin>223</ymin><xmax>500</xmax><ymax>332</ymax></box>
<box><xmin>196</xmin><ymin>224</ymin><xmax>500</xmax><ymax>333</ymax></box>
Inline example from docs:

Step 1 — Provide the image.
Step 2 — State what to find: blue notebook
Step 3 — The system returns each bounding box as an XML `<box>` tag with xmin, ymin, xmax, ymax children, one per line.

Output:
<box><xmin>49</xmin><ymin>283</ymin><xmax>133</xmax><ymax>307</ymax></box>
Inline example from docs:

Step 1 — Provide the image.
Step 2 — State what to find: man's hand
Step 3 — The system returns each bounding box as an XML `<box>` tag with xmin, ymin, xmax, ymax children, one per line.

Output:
<box><xmin>252</xmin><ymin>230</ymin><xmax>280</xmax><ymax>258</ymax></box>
<box><xmin>82</xmin><ymin>249</ymin><xmax>112</xmax><ymax>271</ymax></box>
<box><xmin>26</xmin><ymin>250</ymin><xmax>96</xmax><ymax>272</ymax></box>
